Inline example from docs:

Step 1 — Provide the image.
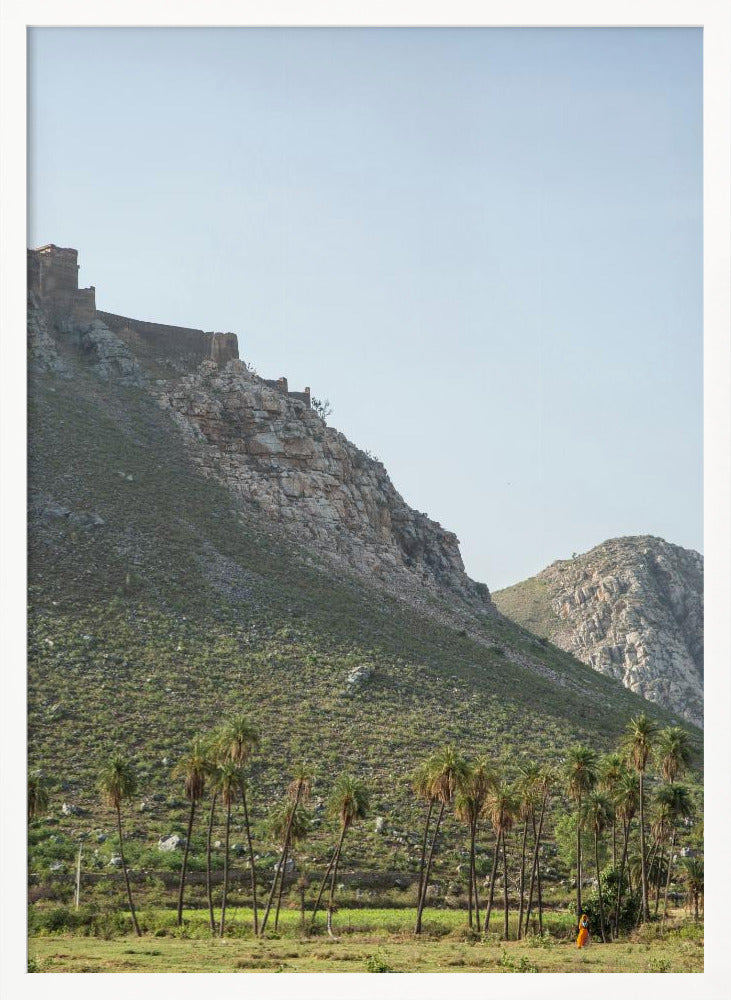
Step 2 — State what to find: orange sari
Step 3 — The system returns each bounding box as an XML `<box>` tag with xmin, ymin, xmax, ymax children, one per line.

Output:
<box><xmin>576</xmin><ymin>914</ymin><xmax>590</xmax><ymax>948</ymax></box>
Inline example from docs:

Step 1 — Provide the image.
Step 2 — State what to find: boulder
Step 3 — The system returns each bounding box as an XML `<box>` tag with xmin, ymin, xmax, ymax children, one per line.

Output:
<box><xmin>68</xmin><ymin>511</ymin><xmax>105</xmax><ymax>530</ymax></box>
<box><xmin>42</xmin><ymin>504</ymin><xmax>70</xmax><ymax>520</ymax></box>
<box><xmin>157</xmin><ymin>834</ymin><xmax>186</xmax><ymax>852</ymax></box>
<box><xmin>347</xmin><ymin>664</ymin><xmax>373</xmax><ymax>689</ymax></box>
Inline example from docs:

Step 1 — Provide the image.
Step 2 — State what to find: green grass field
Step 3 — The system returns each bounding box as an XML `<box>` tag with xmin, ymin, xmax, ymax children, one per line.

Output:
<box><xmin>28</xmin><ymin>907</ymin><xmax>703</xmax><ymax>973</ymax></box>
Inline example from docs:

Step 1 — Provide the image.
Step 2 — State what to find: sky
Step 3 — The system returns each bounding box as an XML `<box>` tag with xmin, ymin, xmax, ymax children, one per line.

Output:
<box><xmin>27</xmin><ymin>27</ymin><xmax>703</xmax><ymax>591</ymax></box>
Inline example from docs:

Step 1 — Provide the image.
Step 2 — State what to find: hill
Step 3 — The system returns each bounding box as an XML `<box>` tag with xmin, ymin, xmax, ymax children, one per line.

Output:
<box><xmin>493</xmin><ymin>538</ymin><xmax>703</xmax><ymax>727</ymax></box>
<box><xmin>27</xmin><ymin>246</ymin><xmax>701</xmax><ymax>887</ymax></box>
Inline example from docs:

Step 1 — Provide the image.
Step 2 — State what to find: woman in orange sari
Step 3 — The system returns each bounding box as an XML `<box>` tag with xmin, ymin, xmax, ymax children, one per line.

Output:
<box><xmin>576</xmin><ymin>912</ymin><xmax>590</xmax><ymax>948</ymax></box>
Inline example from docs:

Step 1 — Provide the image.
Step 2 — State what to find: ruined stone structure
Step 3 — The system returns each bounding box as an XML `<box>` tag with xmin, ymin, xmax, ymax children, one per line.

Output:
<box><xmin>28</xmin><ymin>245</ymin><xmax>96</xmax><ymax>325</ymax></box>
<box><xmin>27</xmin><ymin>245</ymin><xmax>310</xmax><ymax>403</ymax></box>
<box><xmin>97</xmin><ymin>311</ymin><xmax>239</xmax><ymax>373</ymax></box>
<box><xmin>27</xmin><ymin>243</ymin><xmax>491</xmax><ymax>617</ymax></box>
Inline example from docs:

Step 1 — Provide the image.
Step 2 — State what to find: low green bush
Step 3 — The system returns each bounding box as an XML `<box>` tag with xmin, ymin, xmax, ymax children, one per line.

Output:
<box><xmin>365</xmin><ymin>950</ymin><xmax>393</xmax><ymax>973</ymax></box>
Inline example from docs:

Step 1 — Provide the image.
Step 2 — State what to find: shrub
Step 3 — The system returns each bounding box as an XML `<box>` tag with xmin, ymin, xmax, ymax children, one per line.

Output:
<box><xmin>648</xmin><ymin>957</ymin><xmax>671</xmax><ymax>972</ymax></box>
<box><xmin>365</xmin><ymin>950</ymin><xmax>393</xmax><ymax>973</ymax></box>
<box><xmin>498</xmin><ymin>949</ymin><xmax>538</xmax><ymax>973</ymax></box>
<box><xmin>91</xmin><ymin>911</ymin><xmax>133</xmax><ymax>939</ymax></box>
<box><xmin>32</xmin><ymin>905</ymin><xmax>95</xmax><ymax>934</ymax></box>
<box><xmin>580</xmin><ymin>865</ymin><xmax>641</xmax><ymax>937</ymax></box>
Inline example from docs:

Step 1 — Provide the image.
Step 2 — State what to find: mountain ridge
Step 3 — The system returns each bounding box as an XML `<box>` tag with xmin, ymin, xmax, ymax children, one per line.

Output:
<box><xmin>493</xmin><ymin>536</ymin><xmax>703</xmax><ymax>727</ymax></box>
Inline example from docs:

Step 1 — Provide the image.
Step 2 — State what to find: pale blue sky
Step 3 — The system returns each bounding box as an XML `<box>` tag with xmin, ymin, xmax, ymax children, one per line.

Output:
<box><xmin>28</xmin><ymin>27</ymin><xmax>703</xmax><ymax>590</ymax></box>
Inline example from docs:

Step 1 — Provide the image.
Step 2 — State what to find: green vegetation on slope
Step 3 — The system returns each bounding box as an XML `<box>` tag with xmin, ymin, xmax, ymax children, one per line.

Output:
<box><xmin>27</xmin><ymin>356</ymin><xmax>701</xmax><ymax>891</ymax></box>
<box><xmin>492</xmin><ymin>576</ymin><xmax>557</xmax><ymax>640</ymax></box>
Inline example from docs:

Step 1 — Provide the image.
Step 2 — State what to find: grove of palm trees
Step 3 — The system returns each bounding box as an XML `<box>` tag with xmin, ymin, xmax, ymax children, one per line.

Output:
<box><xmin>28</xmin><ymin>712</ymin><xmax>703</xmax><ymax>972</ymax></box>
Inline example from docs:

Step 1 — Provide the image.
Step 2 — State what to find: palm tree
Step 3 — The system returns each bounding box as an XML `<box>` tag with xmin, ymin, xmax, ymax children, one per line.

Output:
<box><xmin>515</xmin><ymin>762</ymin><xmax>540</xmax><ymax>938</ymax></box>
<box><xmin>97</xmin><ymin>754</ymin><xmax>141</xmax><ymax>937</ymax></box>
<box><xmin>524</xmin><ymin>766</ymin><xmax>556</xmax><ymax>937</ymax></box>
<box><xmin>623</xmin><ymin>713</ymin><xmax>657</xmax><ymax>922</ymax></box>
<box><xmin>216</xmin><ymin>761</ymin><xmax>241</xmax><ymax>937</ymax></box>
<box><xmin>414</xmin><ymin>746</ymin><xmax>470</xmax><ymax>934</ymax></box>
<box><xmin>658</xmin><ymin>783</ymin><xmax>694</xmax><ymax>925</ymax></box>
<box><xmin>267</xmin><ymin>800</ymin><xmax>311</xmax><ymax>930</ymax></box>
<box><xmin>171</xmin><ymin>736</ymin><xmax>208</xmax><ymax>926</ymax></box>
<box><xmin>582</xmin><ymin>791</ymin><xmax>612</xmax><ymax>942</ymax></box>
<box><xmin>564</xmin><ymin>746</ymin><xmax>598</xmax><ymax>923</ymax></box>
<box><xmin>28</xmin><ymin>772</ymin><xmax>50</xmax><ymax>823</ymax></box>
<box><xmin>215</xmin><ymin>715</ymin><xmax>261</xmax><ymax>932</ymax></box>
<box><xmin>259</xmin><ymin>764</ymin><xmax>313</xmax><ymax>936</ymax></box>
<box><xmin>599</xmin><ymin>752</ymin><xmax>624</xmax><ymax>870</ymax></box>
<box><xmin>485</xmin><ymin>782</ymin><xmax>515</xmax><ymax>939</ymax></box>
<box><xmin>680</xmin><ymin>856</ymin><xmax>703</xmax><ymax>922</ymax></box>
<box><xmin>203</xmin><ymin>731</ymin><xmax>224</xmax><ymax>933</ymax></box>
<box><xmin>454</xmin><ymin>757</ymin><xmax>497</xmax><ymax>932</ymax></box>
<box><xmin>318</xmin><ymin>774</ymin><xmax>369</xmax><ymax>936</ymax></box>
<box><xmin>649</xmin><ymin>784</ymin><xmax>674</xmax><ymax>916</ymax></box>
<box><xmin>612</xmin><ymin>768</ymin><xmax>640</xmax><ymax>938</ymax></box>
<box><xmin>411</xmin><ymin>760</ymin><xmax>438</xmax><ymax>921</ymax></box>
<box><xmin>656</xmin><ymin>727</ymin><xmax>694</xmax><ymax>785</ymax></box>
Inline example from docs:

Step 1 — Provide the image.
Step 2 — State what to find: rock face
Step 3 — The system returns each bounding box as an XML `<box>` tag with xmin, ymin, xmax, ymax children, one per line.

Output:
<box><xmin>493</xmin><ymin>537</ymin><xmax>703</xmax><ymax>726</ymax></box>
<box><xmin>27</xmin><ymin>244</ymin><xmax>492</xmax><ymax>616</ymax></box>
<box><xmin>154</xmin><ymin>360</ymin><xmax>488</xmax><ymax>609</ymax></box>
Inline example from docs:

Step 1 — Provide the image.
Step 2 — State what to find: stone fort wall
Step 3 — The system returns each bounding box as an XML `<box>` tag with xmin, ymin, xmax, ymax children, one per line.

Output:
<box><xmin>28</xmin><ymin>244</ymin><xmax>311</xmax><ymax>405</ymax></box>
<box><xmin>97</xmin><ymin>311</ymin><xmax>239</xmax><ymax>369</ymax></box>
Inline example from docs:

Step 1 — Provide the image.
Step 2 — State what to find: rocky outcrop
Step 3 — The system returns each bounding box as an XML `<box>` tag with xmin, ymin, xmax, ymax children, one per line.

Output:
<box><xmin>60</xmin><ymin>317</ymin><xmax>145</xmax><ymax>387</ymax></box>
<box><xmin>493</xmin><ymin>537</ymin><xmax>703</xmax><ymax>726</ymax></box>
<box><xmin>27</xmin><ymin>292</ymin><xmax>67</xmax><ymax>375</ymax></box>
<box><xmin>28</xmin><ymin>284</ymin><xmax>491</xmax><ymax>615</ymax></box>
<box><xmin>154</xmin><ymin>360</ymin><xmax>489</xmax><ymax>609</ymax></box>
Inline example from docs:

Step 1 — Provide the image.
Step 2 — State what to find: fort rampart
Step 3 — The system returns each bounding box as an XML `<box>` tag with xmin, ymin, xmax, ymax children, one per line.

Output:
<box><xmin>28</xmin><ymin>244</ymin><xmax>310</xmax><ymax>406</ymax></box>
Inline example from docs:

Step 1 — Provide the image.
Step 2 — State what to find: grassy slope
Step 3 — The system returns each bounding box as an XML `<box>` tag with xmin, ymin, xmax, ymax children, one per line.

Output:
<box><xmin>492</xmin><ymin>576</ymin><xmax>558</xmax><ymax>641</ymax></box>
<box><xmin>27</xmin><ymin>355</ymin><xmax>700</xmax><ymax>884</ymax></box>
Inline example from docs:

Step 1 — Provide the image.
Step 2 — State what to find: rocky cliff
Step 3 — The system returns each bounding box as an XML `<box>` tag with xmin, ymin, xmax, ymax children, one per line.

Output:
<box><xmin>27</xmin><ymin>278</ymin><xmax>490</xmax><ymax>617</ymax></box>
<box><xmin>152</xmin><ymin>359</ymin><xmax>487</xmax><ymax>609</ymax></box>
<box><xmin>493</xmin><ymin>537</ymin><xmax>703</xmax><ymax>726</ymax></box>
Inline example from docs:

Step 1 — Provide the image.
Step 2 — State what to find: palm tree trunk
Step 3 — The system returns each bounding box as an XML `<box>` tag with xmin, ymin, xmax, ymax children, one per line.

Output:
<box><xmin>502</xmin><ymin>830</ymin><xmax>510</xmax><ymax>940</ymax></box>
<box><xmin>639</xmin><ymin>771</ymin><xmax>649</xmax><ymax>922</ymax></box>
<box><xmin>654</xmin><ymin>845</ymin><xmax>664</xmax><ymax>917</ymax></box>
<box><xmin>525</xmin><ymin>794</ymin><xmax>546</xmax><ymax>933</ymax></box>
<box><xmin>206</xmin><ymin>791</ymin><xmax>218</xmax><ymax>934</ymax></box>
<box><xmin>326</xmin><ymin>824</ymin><xmax>348</xmax><ymax>938</ymax></box>
<box><xmin>274</xmin><ymin>838</ymin><xmax>291</xmax><ymax>931</ymax></box>
<box><xmin>415</xmin><ymin>800</ymin><xmax>445</xmax><ymax>935</ymax></box>
<box><xmin>176</xmin><ymin>799</ymin><xmax>196</xmax><ymax>926</ymax></box>
<box><xmin>662</xmin><ymin>829</ymin><xmax>676</xmax><ymax>926</ymax></box>
<box><xmin>467</xmin><ymin>819</ymin><xmax>475</xmax><ymax>927</ymax></box>
<box><xmin>517</xmin><ymin>817</ymin><xmax>529</xmax><ymax>938</ymax></box>
<box><xmin>537</xmin><ymin>849</ymin><xmax>544</xmax><ymax>937</ymax></box>
<box><xmin>576</xmin><ymin>793</ymin><xmax>583</xmax><ymax>924</ymax></box>
<box><xmin>239</xmin><ymin>780</ymin><xmax>258</xmax><ymax>934</ymax></box>
<box><xmin>310</xmin><ymin>845</ymin><xmax>338</xmax><ymax>926</ymax></box>
<box><xmin>415</xmin><ymin>798</ymin><xmax>434</xmax><ymax>918</ymax></box>
<box><xmin>260</xmin><ymin>789</ymin><xmax>302</xmax><ymax>936</ymax></box>
<box><xmin>595</xmin><ymin>828</ymin><xmax>606</xmax><ymax>943</ymax></box>
<box><xmin>615</xmin><ymin>818</ymin><xmax>630</xmax><ymax>939</ymax></box>
<box><xmin>116</xmin><ymin>805</ymin><xmax>141</xmax><ymax>936</ymax></box>
<box><xmin>219</xmin><ymin>800</ymin><xmax>232</xmax><ymax>937</ymax></box>
<box><xmin>473</xmin><ymin>822</ymin><xmax>482</xmax><ymax>934</ymax></box>
<box><xmin>484</xmin><ymin>830</ymin><xmax>501</xmax><ymax>934</ymax></box>
<box><xmin>612</xmin><ymin>819</ymin><xmax>617</xmax><ymax>871</ymax></box>
<box><xmin>646</xmin><ymin>835</ymin><xmax>660</xmax><ymax>885</ymax></box>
